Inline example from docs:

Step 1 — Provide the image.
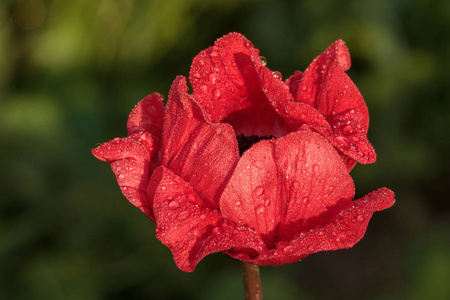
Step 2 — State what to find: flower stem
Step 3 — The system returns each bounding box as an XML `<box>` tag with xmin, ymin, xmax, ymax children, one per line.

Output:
<box><xmin>242</xmin><ymin>262</ymin><xmax>263</xmax><ymax>300</ymax></box>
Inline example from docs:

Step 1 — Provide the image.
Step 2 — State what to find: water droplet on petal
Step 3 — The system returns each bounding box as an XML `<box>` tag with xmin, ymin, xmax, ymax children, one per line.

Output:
<box><xmin>208</xmin><ymin>73</ymin><xmax>217</xmax><ymax>84</ymax></box>
<box><xmin>343</xmin><ymin>125</ymin><xmax>354</xmax><ymax>135</ymax></box>
<box><xmin>235</xmin><ymin>201</ymin><xmax>241</xmax><ymax>206</ymax></box>
<box><xmin>283</xmin><ymin>245</ymin><xmax>297</xmax><ymax>254</ymax></box>
<box><xmin>335</xmin><ymin>136</ymin><xmax>350</xmax><ymax>149</ymax></box>
<box><xmin>255</xmin><ymin>160</ymin><xmax>265</xmax><ymax>168</ymax></box>
<box><xmin>198</xmin><ymin>59</ymin><xmax>205</xmax><ymax>66</ymax></box>
<box><xmin>260</xmin><ymin>56</ymin><xmax>267</xmax><ymax>66</ymax></box>
<box><xmin>200</xmin><ymin>85</ymin><xmax>208</xmax><ymax>94</ymax></box>
<box><xmin>244</xmin><ymin>40</ymin><xmax>253</xmax><ymax>48</ymax></box>
<box><xmin>308</xmin><ymin>245</ymin><xmax>315</xmax><ymax>252</ymax></box>
<box><xmin>264</xmin><ymin>199</ymin><xmax>270</xmax><ymax>206</ymax></box>
<box><xmin>211</xmin><ymin>50</ymin><xmax>218</xmax><ymax>57</ymax></box>
<box><xmin>168</xmin><ymin>200</ymin><xmax>180</xmax><ymax>209</ymax></box>
<box><xmin>213</xmin><ymin>89</ymin><xmax>221</xmax><ymax>99</ymax></box>
<box><xmin>256</xmin><ymin>205</ymin><xmax>265</xmax><ymax>214</ymax></box>
<box><xmin>187</xmin><ymin>193</ymin><xmax>197</xmax><ymax>204</ymax></box>
<box><xmin>200</xmin><ymin>214</ymin><xmax>207</xmax><ymax>220</ymax></box>
<box><xmin>276</xmin><ymin>241</ymin><xmax>288</xmax><ymax>249</ymax></box>
<box><xmin>254</xmin><ymin>186</ymin><xmax>264</xmax><ymax>196</ymax></box>
<box><xmin>273</xmin><ymin>71</ymin><xmax>282</xmax><ymax>80</ymax></box>
<box><xmin>233</xmin><ymin>233</ymin><xmax>247</xmax><ymax>244</ymax></box>
<box><xmin>313</xmin><ymin>164</ymin><xmax>319</xmax><ymax>172</ymax></box>
<box><xmin>357</xmin><ymin>215</ymin><xmax>364</xmax><ymax>223</ymax></box>
<box><xmin>118</xmin><ymin>174</ymin><xmax>125</xmax><ymax>180</ymax></box>
<box><xmin>293</xmin><ymin>181</ymin><xmax>300</xmax><ymax>188</ymax></box>
<box><xmin>302</xmin><ymin>197</ymin><xmax>309</xmax><ymax>203</ymax></box>
<box><xmin>192</xmin><ymin>72</ymin><xmax>201</xmax><ymax>78</ymax></box>
<box><xmin>178</xmin><ymin>211</ymin><xmax>190</xmax><ymax>220</ymax></box>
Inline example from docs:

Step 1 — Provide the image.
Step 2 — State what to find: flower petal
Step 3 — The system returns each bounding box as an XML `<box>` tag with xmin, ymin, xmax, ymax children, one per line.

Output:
<box><xmin>284</xmin><ymin>40</ymin><xmax>376</xmax><ymax>168</ymax></box>
<box><xmin>227</xmin><ymin>190</ymin><xmax>394</xmax><ymax>268</ymax></box>
<box><xmin>151</xmin><ymin>166</ymin><xmax>267</xmax><ymax>272</ymax></box>
<box><xmin>220</xmin><ymin>131</ymin><xmax>354</xmax><ymax>248</ymax></box>
<box><xmin>252</xmin><ymin>188</ymin><xmax>395</xmax><ymax>266</ymax></box>
<box><xmin>259</xmin><ymin>65</ymin><xmax>330</xmax><ymax>132</ymax></box>
<box><xmin>161</xmin><ymin>76</ymin><xmax>239</xmax><ymax>208</ymax></box>
<box><xmin>127</xmin><ymin>93</ymin><xmax>165</xmax><ymax>137</ymax></box>
<box><xmin>92</xmin><ymin>134</ymin><xmax>157</xmax><ymax>218</ymax></box>
<box><xmin>285</xmin><ymin>70</ymin><xmax>303</xmax><ymax>98</ymax></box>
<box><xmin>289</xmin><ymin>187</ymin><xmax>395</xmax><ymax>255</ymax></box>
<box><xmin>189</xmin><ymin>32</ymin><xmax>262</xmax><ymax>123</ymax></box>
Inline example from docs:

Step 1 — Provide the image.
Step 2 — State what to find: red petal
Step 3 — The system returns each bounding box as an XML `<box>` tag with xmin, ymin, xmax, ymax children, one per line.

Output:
<box><xmin>284</xmin><ymin>40</ymin><xmax>376</xmax><ymax>168</ymax></box>
<box><xmin>127</xmin><ymin>93</ymin><xmax>165</xmax><ymax>137</ymax></box>
<box><xmin>151</xmin><ymin>166</ymin><xmax>267</xmax><ymax>272</ymax></box>
<box><xmin>189</xmin><ymin>32</ymin><xmax>262</xmax><ymax>123</ymax></box>
<box><xmin>259</xmin><ymin>188</ymin><xmax>395</xmax><ymax>266</ymax></box>
<box><xmin>235</xmin><ymin>188</ymin><xmax>395</xmax><ymax>266</ymax></box>
<box><xmin>260</xmin><ymin>65</ymin><xmax>330</xmax><ymax>132</ymax></box>
<box><xmin>220</xmin><ymin>131</ymin><xmax>354</xmax><ymax>248</ymax></box>
<box><xmin>161</xmin><ymin>76</ymin><xmax>239</xmax><ymax>208</ymax></box>
<box><xmin>92</xmin><ymin>135</ymin><xmax>156</xmax><ymax>218</ymax></box>
<box><xmin>285</xmin><ymin>70</ymin><xmax>303</xmax><ymax>98</ymax></box>
<box><xmin>294</xmin><ymin>40</ymin><xmax>369</xmax><ymax>128</ymax></box>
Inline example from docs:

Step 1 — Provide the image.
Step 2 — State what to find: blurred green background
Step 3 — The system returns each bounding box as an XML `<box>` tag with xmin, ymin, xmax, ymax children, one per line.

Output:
<box><xmin>1</xmin><ymin>0</ymin><xmax>449</xmax><ymax>299</ymax></box>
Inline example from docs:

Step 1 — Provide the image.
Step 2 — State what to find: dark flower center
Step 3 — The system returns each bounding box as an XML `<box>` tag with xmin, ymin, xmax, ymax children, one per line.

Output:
<box><xmin>236</xmin><ymin>134</ymin><xmax>275</xmax><ymax>156</ymax></box>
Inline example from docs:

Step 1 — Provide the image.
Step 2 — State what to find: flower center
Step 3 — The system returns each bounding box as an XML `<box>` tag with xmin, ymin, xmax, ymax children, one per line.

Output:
<box><xmin>236</xmin><ymin>134</ymin><xmax>275</xmax><ymax>156</ymax></box>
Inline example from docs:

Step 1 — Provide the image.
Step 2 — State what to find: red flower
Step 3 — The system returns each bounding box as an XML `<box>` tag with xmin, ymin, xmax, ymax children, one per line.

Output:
<box><xmin>92</xmin><ymin>33</ymin><xmax>395</xmax><ymax>272</ymax></box>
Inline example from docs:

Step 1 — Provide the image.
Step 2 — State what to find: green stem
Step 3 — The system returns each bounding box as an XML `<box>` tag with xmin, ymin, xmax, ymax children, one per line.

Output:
<box><xmin>242</xmin><ymin>262</ymin><xmax>263</xmax><ymax>300</ymax></box>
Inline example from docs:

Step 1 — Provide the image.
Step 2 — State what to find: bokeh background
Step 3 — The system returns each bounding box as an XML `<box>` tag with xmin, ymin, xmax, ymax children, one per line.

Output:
<box><xmin>1</xmin><ymin>0</ymin><xmax>449</xmax><ymax>299</ymax></box>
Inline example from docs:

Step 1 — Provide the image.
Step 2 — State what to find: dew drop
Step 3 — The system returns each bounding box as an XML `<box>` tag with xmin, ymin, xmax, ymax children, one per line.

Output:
<box><xmin>313</xmin><ymin>164</ymin><xmax>319</xmax><ymax>173</ymax></box>
<box><xmin>260</xmin><ymin>56</ymin><xmax>267</xmax><ymax>66</ymax></box>
<box><xmin>198</xmin><ymin>59</ymin><xmax>205</xmax><ymax>66</ymax></box>
<box><xmin>233</xmin><ymin>233</ymin><xmax>247</xmax><ymax>244</ymax></box>
<box><xmin>244</xmin><ymin>40</ymin><xmax>252</xmax><ymax>48</ymax></box>
<box><xmin>235</xmin><ymin>200</ymin><xmax>242</xmax><ymax>206</ymax></box>
<box><xmin>293</xmin><ymin>181</ymin><xmax>300</xmax><ymax>188</ymax></box>
<box><xmin>187</xmin><ymin>193</ymin><xmax>197</xmax><ymax>204</ymax></box>
<box><xmin>118</xmin><ymin>174</ymin><xmax>125</xmax><ymax>180</ymax></box>
<box><xmin>302</xmin><ymin>197</ymin><xmax>309</xmax><ymax>204</ymax></box>
<box><xmin>256</xmin><ymin>205</ymin><xmax>265</xmax><ymax>214</ymax></box>
<box><xmin>254</xmin><ymin>160</ymin><xmax>265</xmax><ymax>168</ymax></box>
<box><xmin>213</xmin><ymin>89</ymin><xmax>221</xmax><ymax>99</ymax></box>
<box><xmin>356</xmin><ymin>215</ymin><xmax>364</xmax><ymax>223</ymax></box>
<box><xmin>168</xmin><ymin>200</ymin><xmax>180</xmax><ymax>209</ymax></box>
<box><xmin>342</xmin><ymin>125</ymin><xmax>354</xmax><ymax>135</ymax></box>
<box><xmin>264</xmin><ymin>199</ymin><xmax>270</xmax><ymax>206</ymax></box>
<box><xmin>211</xmin><ymin>50</ymin><xmax>218</xmax><ymax>57</ymax></box>
<box><xmin>276</xmin><ymin>241</ymin><xmax>288</xmax><ymax>249</ymax></box>
<box><xmin>254</xmin><ymin>186</ymin><xmax>264</xmax><ymax>196</ymax></box>
<box><xmin>177</xmin><ymin>211</ymin><xmax>190</xmax><ymax>220</ymax></box>
<box><xmin>335</xmin><ymin>136</ymin><xmax>350</xmax><ymax>149</ymax></box>
<box><xmin>273</xmin><ymin>71</ymin><xmax>282</xmax><ymax>80</ymax></box>
<box><xmin>308</xmin><ymin>245</ymin><xmax>315</xmax><ymax>252</ymax></box>
<box><xmin>200</xmin><ymin>85</ymin><xmax>208</xmax><ymax>94</ymax></box>
<box><xmin>283</xmin><ymin>245</ymin><xmax>297</xmax><ymax>254</ymax></box>
<box><xmin>192</xmin><ymin>72</ymin><xmax>201</xmax><ymax>78</ymax></box>
<box><xmin>208</xmin><ymin>73</ymin><xmax>217</xmax><ymax>84</ymax></box>
<box><xmin>200</xmin><ymin>214</ymin><xmax>207</xmax><ymax>220</ymax></box>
